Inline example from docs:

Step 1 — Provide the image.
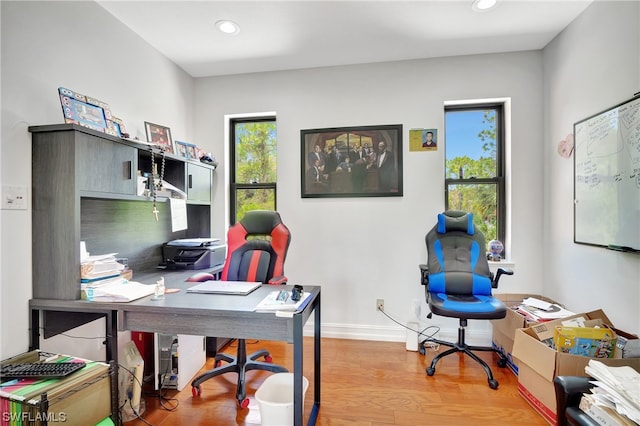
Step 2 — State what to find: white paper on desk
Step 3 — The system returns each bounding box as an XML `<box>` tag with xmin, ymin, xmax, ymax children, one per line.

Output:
<box><xmin>91</xmin><ymin>280</ymin><xmax>156</xmax><ymax>302</ymax></box>
<box><xmin>254</xmin><ymin>291</ymin><xmax>311</xmax><ymax>312</ymax></box>
<box><xmin>170</xmin><ymin>198</ymin><xmax>187</xmax><ymax>232</ymax></box>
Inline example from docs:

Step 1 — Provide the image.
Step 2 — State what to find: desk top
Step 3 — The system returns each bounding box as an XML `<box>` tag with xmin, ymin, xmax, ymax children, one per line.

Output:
<box><xmin>30</xmin><ymin>279</ymin><xmax>320</xmax><ymax>341</ymax></box>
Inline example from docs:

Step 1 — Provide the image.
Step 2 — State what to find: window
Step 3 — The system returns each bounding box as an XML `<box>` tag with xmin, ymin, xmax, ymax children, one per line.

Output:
<box><xmin>230</xmin><ymin>117</ymin><xmax>277</xmax><ymax>224</ymax></box>
<box><xmin>444</xmin><ymin>102</ymin><xmax>506</xmax><ymax>250</ymax></box>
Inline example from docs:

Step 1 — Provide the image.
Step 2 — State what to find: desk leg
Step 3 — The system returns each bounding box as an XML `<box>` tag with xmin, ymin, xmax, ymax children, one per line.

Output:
<box><xmin>30</xmin><ymin>308</ymin><xmax>40</xmax><ymax>351</ymax></box>
<box><xmin>293</xmin><ymin>311</ymin><xmax>304</xmax><ymax>426</ymax></box>
<box><xmin>309</xmin><ymin>297</ymin><xmax>321</xmax><ymax>425</ymax></box>
<box><xmin>293</xmin><ymin>296</ymin><xmax>321</xmax><ymax>426</ymax></box>
<box><xmin>105</xmin><ymin>310</ymin><xmax>118</xmax><ymax>364</ymax></box>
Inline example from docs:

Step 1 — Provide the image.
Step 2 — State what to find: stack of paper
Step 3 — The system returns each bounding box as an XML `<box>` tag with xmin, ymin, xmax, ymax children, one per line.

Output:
<box><xmin>515</xmin><ymin>297</ymin><xmax>575</xmax><ymax>321</ymax></box>
<box><xmin>579</xmin><ymin>360</ymin><xmax>640</xmax><ymax>425</ymax></box>
<box><xmin>81</xmin><ymin>252</ymin><xmax>125</xmax><ymax>283</ymax></box>
<box><xmin>85</xmin><ymin>279</ymin><xmax>156</xmax><ymax>302</ymax></box>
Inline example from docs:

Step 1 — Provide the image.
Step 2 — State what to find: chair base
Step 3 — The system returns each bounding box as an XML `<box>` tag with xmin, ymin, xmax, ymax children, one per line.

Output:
<box><xmin>191</xmin><ymin>338</ymin><xmax>288</xmax><ymax>406</ymax></box>
<box><xmin>419</xmin><ymin>319</ymin><xmax>506</xmax><ymax>389</ymax></box>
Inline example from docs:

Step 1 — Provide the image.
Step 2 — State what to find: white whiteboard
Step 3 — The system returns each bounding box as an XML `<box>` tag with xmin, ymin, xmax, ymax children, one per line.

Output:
<box><xmin>574</xmin><ymin>96</ymin><xmax>640</xmax><ymax>251</ymax></box>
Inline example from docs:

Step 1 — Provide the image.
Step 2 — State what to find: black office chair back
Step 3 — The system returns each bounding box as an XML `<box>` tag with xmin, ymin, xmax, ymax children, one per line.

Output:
<box><xmin>221</xmin><ymin>210</ymin><xmax>291</xmax><ymax>283</ymax></box>
<box><xmin>426</xmin><ymin>210</ymin><xmax>493</xmax><ymax>296</ymax></box>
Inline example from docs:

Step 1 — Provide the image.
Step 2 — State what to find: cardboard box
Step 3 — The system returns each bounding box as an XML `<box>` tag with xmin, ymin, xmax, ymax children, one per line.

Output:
<box><xmin>512</xmin><ymin>310</ymin><xmax>640</xmax><ymax>425</ymax></box>
<box><xmin>491</xmin><ymin>293</ymin><xmax>561</xmax><ymax>375</ymax></box>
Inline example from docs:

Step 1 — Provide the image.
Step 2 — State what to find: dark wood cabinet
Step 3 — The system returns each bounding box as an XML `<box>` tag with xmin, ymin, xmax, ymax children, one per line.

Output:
<box><xmin>30</xmin><ymin>124</ymin><xmax>215</xmax><ymax>301</ymax></box>
<box><xmin>76</xmin><ymin>132</ymin><xmax>137</xmax><ymax>196</ymax></box>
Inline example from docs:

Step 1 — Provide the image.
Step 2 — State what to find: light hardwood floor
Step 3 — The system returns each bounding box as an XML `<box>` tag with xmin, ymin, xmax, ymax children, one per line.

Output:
<box><xmin>123</xmin><ymin>337</ymin><xmax>547</xmax><ymax>426</ymax></box>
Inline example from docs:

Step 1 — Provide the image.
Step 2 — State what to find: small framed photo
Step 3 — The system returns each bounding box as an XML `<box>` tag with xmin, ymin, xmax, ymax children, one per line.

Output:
<box><xmin>58</xmin><ymin>87</ymin><xmax>115</xmax><ymax>135</ymax></box>
<box><xmin>111</xmin><ymin>117</ymin><xmax>128</xmax><ymax>138</ymax></box>
<box><xmin>409</xmin><ymin>128</ymin><xmax>438</xmax><ymax>151</ymax></box>
<box><xmin>175</xmin><ymin>141</ymin><xmax>197</xmax><ymax>159</ymax></box>
<box><xmin>145</xmin><ymin>122</ymin><xmax>174</xmax><ymax>154</ymax></box>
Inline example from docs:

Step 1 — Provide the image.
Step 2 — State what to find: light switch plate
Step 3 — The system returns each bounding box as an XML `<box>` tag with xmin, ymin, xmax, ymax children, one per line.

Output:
<box><xmin>1</xmin><ymin>185</ymin><xmax>28</xmax><ymax>210</ymax></box>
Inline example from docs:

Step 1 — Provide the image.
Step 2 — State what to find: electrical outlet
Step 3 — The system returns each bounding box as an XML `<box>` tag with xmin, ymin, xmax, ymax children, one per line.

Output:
<box><xmin>376</xmin><ymin>299</ymin><xmax>384</xmax><ymax>311</ymax></box>
<box><xmin>1</xmin><ymin>185</ymin><xmax>28</xmax><ymax>210</ymax></box>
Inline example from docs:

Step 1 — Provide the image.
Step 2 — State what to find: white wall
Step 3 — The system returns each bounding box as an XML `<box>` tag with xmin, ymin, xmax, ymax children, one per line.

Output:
<box><xmin>0</xmin><ymin>1</ymin><xmax>194</xmax><ymax>359</ymax></box>
<box><xmin>1</xmin><ymin>0</ymin><xmax>637</xmax><ymax>361</ymax></box>
<box><xmin>192</xmin><ymin>53</ymin><xmax>545</xmax><ymax>342</ymax></box>
<box><xmin>542</xmin><ymin>0</ymin><xmax>640</xmax><ymax>333</ymax></box>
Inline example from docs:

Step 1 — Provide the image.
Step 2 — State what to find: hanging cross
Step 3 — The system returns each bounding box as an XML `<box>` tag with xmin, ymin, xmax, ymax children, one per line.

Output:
<box><xmin>152</xmin><ymin>205</ymin><xmax>159</xmax><ymax>221</ymax></box>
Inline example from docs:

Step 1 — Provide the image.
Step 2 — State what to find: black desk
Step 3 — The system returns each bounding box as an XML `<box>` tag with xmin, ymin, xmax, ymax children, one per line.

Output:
<box><xmin>29</xmin><ymin>281</ymin><xmax>321</xmax><ymax>426</ymax></box>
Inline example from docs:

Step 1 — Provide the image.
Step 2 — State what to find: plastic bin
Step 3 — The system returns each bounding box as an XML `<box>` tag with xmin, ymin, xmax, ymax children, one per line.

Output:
<box><xmin>255</xmin><ymin>373</ymin><xmax>309</xmax><ymax>426</ymax></box>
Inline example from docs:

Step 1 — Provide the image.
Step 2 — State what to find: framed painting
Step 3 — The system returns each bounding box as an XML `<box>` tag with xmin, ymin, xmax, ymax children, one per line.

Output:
<box><xmin>301</xmin><ymin>124</ymin><xmax>403</xmax><ymax>198</ymax></box>
<box><xmin>145</xmin><ymin>122</ymin><xmax>174</xmax><ymax>154</ymax></box>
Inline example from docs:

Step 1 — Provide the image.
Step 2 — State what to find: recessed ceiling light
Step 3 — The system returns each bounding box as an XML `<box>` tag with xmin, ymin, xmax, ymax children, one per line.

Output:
<box><xmin>215</xmin><ymin>20</ymin><xmax>240</xmax><ymax>35</ymax></box>
<box><xmin>472</xmin><ymin>0</ymin><xmax>497</xmax><ymax>12</ymax></box>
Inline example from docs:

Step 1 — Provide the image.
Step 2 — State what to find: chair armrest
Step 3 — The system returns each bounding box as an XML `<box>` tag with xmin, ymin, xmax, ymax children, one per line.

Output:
<box><xmin>554</xmin><ymin>376</ymin><xmax>595</xmax><ymax>426</ymax></box>
<box><xmin>491</xmin><ymin>267</ymin><xmax>514</xmax><ymax>288</ymax></box>
<box><xmin>419</xmin><ymin>264</ymin><xmax>429</xmax><ymax>286</ymax></box>
<box><xmin>267</xmin><ymin>275</ymin><xmax>288</xmax><ymax>285</ymax></box>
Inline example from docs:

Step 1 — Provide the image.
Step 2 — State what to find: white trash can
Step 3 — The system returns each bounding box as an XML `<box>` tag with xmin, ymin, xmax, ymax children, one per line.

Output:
<box><xmin>255</xmin><ymin>373</ymin><xmax>309</xmax><ymax>426</ymax></box>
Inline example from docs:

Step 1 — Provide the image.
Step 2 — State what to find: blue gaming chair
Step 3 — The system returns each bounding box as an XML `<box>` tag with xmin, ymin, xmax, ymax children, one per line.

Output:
<box><xmin>419</xmin><ymin>210</ymin><xmax>513</xmax><ymax>389</ymax></box>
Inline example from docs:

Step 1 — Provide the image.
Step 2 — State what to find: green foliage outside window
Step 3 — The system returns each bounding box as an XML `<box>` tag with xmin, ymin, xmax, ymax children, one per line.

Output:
<box><xmin>233</xmin><ymin>120</ymin><xmax>277</xmax><ymax>222</ymax></box>
<box><xmin>445</xmin><ymin>109</ymin><xmax>500</xmax><ymax>241</ymax></box>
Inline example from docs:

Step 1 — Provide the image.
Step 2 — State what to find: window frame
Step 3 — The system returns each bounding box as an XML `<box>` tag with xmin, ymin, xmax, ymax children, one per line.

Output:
<box><xmin>229</xmin><ymin>116</ymin><xmax>277</xmax><ymax>225</ymax></box>
<box><xmin>444</xmin><ymin>102</ymin><xmax>507</xmax><ymax>249</ymax></box>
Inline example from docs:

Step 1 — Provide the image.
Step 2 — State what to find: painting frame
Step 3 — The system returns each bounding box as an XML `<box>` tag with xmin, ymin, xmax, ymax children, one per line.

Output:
<box><xmin>144</xmin><ymin>122</ymin><xmax>174</xmax><ymax>154</ymax></box>
<box><xmin>301</xmin><ymin>124</ymin><xmax>403</xmax><ymax>198</ymax></box>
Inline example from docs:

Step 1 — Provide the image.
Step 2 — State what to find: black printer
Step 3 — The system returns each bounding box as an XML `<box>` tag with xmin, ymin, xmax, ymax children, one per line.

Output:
<box><xmin>161</xmin><ymin>238</ymin><xmax>226</xmax><ymax>270</ymax></box>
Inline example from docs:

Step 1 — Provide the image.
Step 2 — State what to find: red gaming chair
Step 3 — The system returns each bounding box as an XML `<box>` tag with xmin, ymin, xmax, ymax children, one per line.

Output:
<box><xmin>189</xmin><ymin>210</ymin><xmax>291</xmax><ymax>407</ymax></box>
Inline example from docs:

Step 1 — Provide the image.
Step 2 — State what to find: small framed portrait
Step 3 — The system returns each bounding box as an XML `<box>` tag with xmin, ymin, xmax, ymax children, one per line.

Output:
<box><xmin>301</xmin><ymin>124</ymin><xmax>403</xmax><ymax>198</ymax></box>
<box><xmin>409</xmin><ymin>128</ymin><xmax>438</xmax><ymax>151</ymax></box>
<box><xmin>145</xmin><ymin>122</ymin><xmax>174</xmax><ymax>154</ymax></box>
<box><xmin>175</xmin><ymin>141</ymin><xmax>197</xmax><ymax>159</ymax></box>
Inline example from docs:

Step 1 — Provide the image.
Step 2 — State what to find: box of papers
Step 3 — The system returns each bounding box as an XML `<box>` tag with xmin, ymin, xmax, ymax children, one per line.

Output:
<box><xmin>1</xmin><ymin>351</ymin><xmax>113</xmax><ymax>426</ymax></box>
<box><xmin>491</xmin><ymin>294</ymin><xmax>564</xmax><ymax>375</ymax></box>
<box><xmin>512</xmin><ymin>310</ymin><xmax>640</xmax><ymax>425</ymax></box>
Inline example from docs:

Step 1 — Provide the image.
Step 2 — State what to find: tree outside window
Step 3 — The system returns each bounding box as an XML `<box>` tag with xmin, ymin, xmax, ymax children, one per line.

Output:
<box><xmin>445</xmin><ymin>104</ymin><xmax>505</xmax><ymax>249</ymax></box>
<box><xmin>230</xmin><ymin>117</ymin><xmax>277</xmax><ymax>224</ymax></box>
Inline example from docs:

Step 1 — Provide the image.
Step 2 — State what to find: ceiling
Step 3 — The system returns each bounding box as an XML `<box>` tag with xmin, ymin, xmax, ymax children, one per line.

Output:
<box><xmin>97</xmin><ymin>0</ymin><xmax>593</xmax><ymax>78</ymax></box>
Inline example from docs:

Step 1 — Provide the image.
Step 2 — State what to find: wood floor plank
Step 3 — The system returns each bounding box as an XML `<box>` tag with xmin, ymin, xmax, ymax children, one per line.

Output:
<box><xmin>123</xmin><ymin>337</ymin><xmax>547</xmax><ymax>426</ymax></box>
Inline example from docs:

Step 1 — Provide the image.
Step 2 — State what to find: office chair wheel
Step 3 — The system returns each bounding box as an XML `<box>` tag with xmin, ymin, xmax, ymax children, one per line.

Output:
<box><xmin>192</xmin><ymin>385</ymin><xmax>201</xmax><ymax>396</ymax></box>
<box><xmin>426</xmin><ymin>367</ymin><xmax>435</xmax><ymax>376</ymax></box>
<box><xmin>488</xmin><ymin>379</ymin><xmax>499</xmax><ymax>390</ymax></box>
<box><xmin>497</xmin><ymin>357</ymin><xmax>507</xmax><ymax>368</ymax></box>
<box><xmin>239</xmin><ymin>397</ymin><xmax>250</xmax><ymax>408</ymax></box>
<box><xmin>215</xmin><ymin>359</ymin><xmax>223</xmax><ymax>368</ymax></box>
<box><xmin>264</xmin><ymin>355</ymin><xmax>273</xmax><ymax>363</ymax></box>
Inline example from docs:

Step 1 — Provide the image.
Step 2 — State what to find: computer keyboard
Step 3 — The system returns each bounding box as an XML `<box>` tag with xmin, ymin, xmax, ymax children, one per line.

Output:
<box><xmin>1</xmin><ymin>361</ymin><xmax>86</xmax><ymax>379</ymax></box>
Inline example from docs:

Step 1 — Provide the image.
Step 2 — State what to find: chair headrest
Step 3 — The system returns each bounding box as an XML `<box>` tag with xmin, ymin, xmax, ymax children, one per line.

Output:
<box><xmin>437</xmin><ymin>211</ymin><xmax>475</xmax><ymax>235</ymax></box>
<box><xmin>240</xmin><ymin>210</ymin><xmax>285</xmax><ymax>235</ymax></box>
